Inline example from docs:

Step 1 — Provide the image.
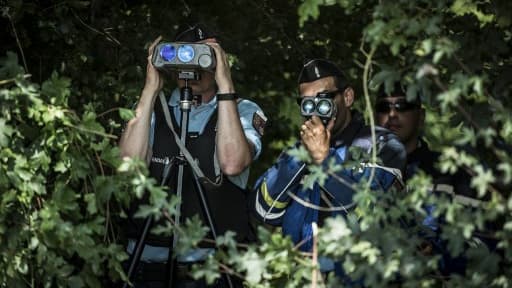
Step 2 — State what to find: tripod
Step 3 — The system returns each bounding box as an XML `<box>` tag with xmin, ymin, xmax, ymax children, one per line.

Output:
<box><xmin>123</xmin><ymin>70</ymin><xmax>234</xmax><ymax>288</ymax></box>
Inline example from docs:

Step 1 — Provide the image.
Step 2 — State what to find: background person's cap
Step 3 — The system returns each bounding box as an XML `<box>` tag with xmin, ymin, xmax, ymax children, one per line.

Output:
<box><xmin>377</xmin><ymin>81</ymin><xmax>421</xmax><ymax>104</ymax></box>
<box><xmin>174</xmin><ymin>23</ymin><xmax>218</xmax><ymax>42</ymax></box>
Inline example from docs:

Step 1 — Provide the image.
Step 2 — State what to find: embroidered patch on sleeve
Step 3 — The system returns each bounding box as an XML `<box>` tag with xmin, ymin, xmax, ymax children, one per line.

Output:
<box><xmin>252</xmin><ymin>110</ymin><xmax>267</xmax><ymax>136</ymax></box>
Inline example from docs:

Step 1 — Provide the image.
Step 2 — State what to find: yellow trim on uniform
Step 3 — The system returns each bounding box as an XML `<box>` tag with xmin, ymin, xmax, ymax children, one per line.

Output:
<box><xmin>261</xmin><ymin>181</ymin><xmax>288</xmax><ymax>209</ymax></box>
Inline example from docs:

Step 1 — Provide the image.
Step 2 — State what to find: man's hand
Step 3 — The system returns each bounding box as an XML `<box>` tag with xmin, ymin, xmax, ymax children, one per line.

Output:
<box><xmin>300</xmin><ymin>116</ymin><xmax>334</xmax><ymax>164</ymax></box>
<box><xmin>206</xmin><ymin>42</ymin><xmax>235</xmax><ymax>93</ymax></box>
<box><xmin>144</xmin><ymin>36</ymin><xmax>164</xmax><ymax>95</ymax></box>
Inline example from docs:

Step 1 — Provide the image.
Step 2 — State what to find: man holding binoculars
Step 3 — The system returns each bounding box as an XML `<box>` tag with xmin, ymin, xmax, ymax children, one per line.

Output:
<box><xmin>119</xmin><ymin>22</ymin><xmax>266</xmax><ymax>287</ymax></box>
<box><xmin>252</xmin><ymin>59</ymin><xmax>406</xmax><ymax>278</ymax></box>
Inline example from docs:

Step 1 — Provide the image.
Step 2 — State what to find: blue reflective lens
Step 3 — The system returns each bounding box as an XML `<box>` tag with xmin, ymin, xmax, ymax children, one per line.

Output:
<box><xmin>177</xmin><ymin>45</ymin><xmax>195</xmax><ymax>63</ymax></box>
<box><xmin>317</xmin><ymin>100</ymin><xmax>332</xmax><ymax>115</ymax></box>
<box><xmin>302</xmin><ymin>99</ymin><xmax>315</xmax><ymax>114</ymax></box>
<box><xmin>160</xmin><ymin>44</ymin><xmax>176</xmax><ymax>61</ymax></box>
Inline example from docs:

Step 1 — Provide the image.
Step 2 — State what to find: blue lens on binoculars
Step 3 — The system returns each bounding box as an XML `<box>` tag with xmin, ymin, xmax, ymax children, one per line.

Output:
<box><xmin>302</xmin><ymin>99</ymin><xmax>316</xmax><ymax>114</ymax></box>
<box><xmin>177</xmin><ymin>45</ymin><xmax>195</xmax><ymax>63</ymax></box>
<box><xmin>316</xmin><ymin>99</ymin><xmax>333</xmax><ymax>115</ymax></box>
<box><xmin>160</xmin><ymin>44</ymin><xmax>176</xmax><ymax>61</ymax></box>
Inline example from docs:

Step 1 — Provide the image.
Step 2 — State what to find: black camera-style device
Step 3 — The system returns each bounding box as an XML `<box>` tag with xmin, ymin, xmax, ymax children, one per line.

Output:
<box><xmin>299</xmin><ymin>94</ymin><xmax>337</xmax><ymax>125</ymax></box>
<box><xmin>152</xmin><ymin>42</ymin><xmax>216</xmax><ymax>72</ymax></box>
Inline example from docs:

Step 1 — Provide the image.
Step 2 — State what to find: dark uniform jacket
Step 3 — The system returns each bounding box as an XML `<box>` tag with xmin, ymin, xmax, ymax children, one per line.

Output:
<box><xmin>126</xmin><ymin>99</ymin><xmax>253</xmax><ymax>247</ymax></box>
<box><xmin>252</xmin><ymin>111</ymin><xmax>406</xmax><ymax>252</ymax></box>
<box><xmin>407</xmin><ymin>139</ymin><xmax>492</xmax><ymax>275</ymax></box>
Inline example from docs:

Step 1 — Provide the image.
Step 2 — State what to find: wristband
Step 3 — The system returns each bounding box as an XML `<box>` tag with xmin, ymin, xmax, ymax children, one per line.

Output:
<box><xmin>217</xmin><ymin>93</ymin><xmax>238</xmax><ymax>101</ymax></box>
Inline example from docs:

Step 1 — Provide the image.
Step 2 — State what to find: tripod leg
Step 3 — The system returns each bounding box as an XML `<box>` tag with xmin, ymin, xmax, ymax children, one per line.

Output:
<box><xmin>165</xmin><ymin>166</ymin><xmax>235</xmax><ymax>288</ymax></box>
<box><xmin>165</xmin><ymin>249</ymin><xmax>176</xmax><ymax>288</ymax></box>
<box><xmin>192</xmin><ymin>174</ymin><xmax>218</xmax><ymax>239</ymax></box>
<box><xmin>122</xmin><ymin>217</ymin><xmax>153</xmax><ymax>288</ymax></box>
<box><xmin>165</xmin><ymin>158</ymin><xmax>187</xmax><ymax>288</ymax></box>
<box><xmin>123</xmin><ymin>161</ymin><xmax>174</xmax><ymax>288</ymax></box>
<box><xmin>190</xmin><ymin>170</ymin><xmax>235</xmax><ymax>288</ymax></box>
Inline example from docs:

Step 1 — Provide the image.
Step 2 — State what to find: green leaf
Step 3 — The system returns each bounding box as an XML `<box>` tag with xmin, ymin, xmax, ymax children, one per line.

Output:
<box><xmin>119</xmin><ymin>108</ymin><xmax>135</xmax><ymax>121</ymax></box>
<box><xmin>437</xmin><ymin>88</ymin><xmax>461</xmax><ymax>110</ymax></box>
<box><xmin>41</xmin><ymin>72</ymin><xmax>71</xmax><ymax>105</ymax></box>
<box><xmin>68</xmin><ymin>275</ymin><xmax>85</xmax><ymax>287</ymax></box>
<box><xmin>0</xmin><ymin>51</ymin><xmax>25</xmax><ymax>77</ymax></box>
<box><xmin>470</xmin><ymin>165</ymin><xmax>496</xmax><ymax>198</ymax></box>
<box><xmin>451</xmin><ymin>0</ymin><xmax>495</xmax><ymax>25</ymax></box>
<box><xmin>240</xmin><ymin>249</ymin><xmax>267</xmax><ymax>284</ymax></box>
<box><xmin>498</xmin><ymin>163</ymin><xmax>512</xmax><ymax>184</ymax></box>
<box><xmin>287</xmin><ymin>145</ymin><xmax>311</xmax><ymax>163</ymax></box>
<box><xmin>298</xmin><ymin>0</ymin><xmax>321</xmax><ymax>26</ymax></box>
<box><xmin>0</xmin><ymin>118</ymin><xmax>14</xmax><ymax>147</ymax></box>
<box><xmin>191</xmin><ymin>257</ymin><xmax>221</xmax><ymax>285</ymax></box>
<box><xmin>370</xmin><ymin>69</ymin><xmax>400</xmax><ymax>90</ymax></box>
<box><xmin>85</xmin><ymin>193</ymin><xmax>97</xmax><ymax>214</ymax></box>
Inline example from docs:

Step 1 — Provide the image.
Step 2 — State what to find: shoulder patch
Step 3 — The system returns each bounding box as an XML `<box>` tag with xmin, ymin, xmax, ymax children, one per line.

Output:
<box><xmin>252</xmin><ymin>110</ymin><xmax>267</xmax><ymax>136</ymax></box>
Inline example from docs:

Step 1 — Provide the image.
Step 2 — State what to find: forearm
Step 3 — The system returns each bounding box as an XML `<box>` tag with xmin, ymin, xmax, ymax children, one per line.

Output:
<box><xmin>216</xmin><ymin>100</ymin><xmax>253</xmax><ymax>175</ymax></box>
<box><xmin>119</xmin><ymin>88</ymin><xmax>158</xmax><ymax>162</ymax></box>
<box><xmin>121</xmin><ymin>36</ymin><xmax>164</xmax><ymax>162</ymax></box>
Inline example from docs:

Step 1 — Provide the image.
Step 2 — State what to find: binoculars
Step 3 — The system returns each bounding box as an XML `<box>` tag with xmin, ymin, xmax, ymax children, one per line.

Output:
<box><xmin>299</xmin><ymin>95</ymin><xmax>337</xmax><ymax>125</ymax></box>
<box><xmin>152</xmin><ymin>42</ymin><xmax>216</xmax><ymax>72</ymax></box>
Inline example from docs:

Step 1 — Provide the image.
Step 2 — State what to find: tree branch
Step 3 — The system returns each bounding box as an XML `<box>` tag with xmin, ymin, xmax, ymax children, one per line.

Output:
<box><xmin>6</xmin><ymin>10</ymin><xmax>29</xmax><ymax>73</ymax></box>
<box><xmin>361</xmin><ymin>43</ymin><xmax>378</xmax><ymax>190</ymax></box>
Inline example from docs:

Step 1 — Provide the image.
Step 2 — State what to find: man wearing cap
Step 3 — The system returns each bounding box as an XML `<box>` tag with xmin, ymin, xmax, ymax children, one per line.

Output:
<box><xmin>374</xmin><ymin>82</ymin><xmax>477</xmax><ymax>193</ymax></box>
<box><xmin>120</xmin><ymin>23</ymin><xmax>266</xmax><ymax>287</ymax></box>
<box><xmin>375</xmin><ymin>83</ymin><xmax>444</xmax><ymax>182</ymax></box>
<box><xmin>251</xmin><ymin>59</ymin><xmax>406</xmax><ymax>276</ymax></box>
<box><xmin>375</xmin><ymin>82</ymin><xmax>486</xmax><ymax>275</ymax></box>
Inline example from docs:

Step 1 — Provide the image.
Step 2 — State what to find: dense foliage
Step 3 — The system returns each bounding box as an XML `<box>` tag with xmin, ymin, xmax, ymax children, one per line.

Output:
<box><xmin>1</xmin><ymin>0</ymin><xmax>511</xmax><ymax>287</ymax></box>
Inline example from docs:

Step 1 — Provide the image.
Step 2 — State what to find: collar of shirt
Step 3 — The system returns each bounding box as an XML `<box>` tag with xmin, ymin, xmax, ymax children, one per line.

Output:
<box><xmin>168</xmin><ymin>88</ymin><xmax>218</xmax><ymax>108</ymax></box>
